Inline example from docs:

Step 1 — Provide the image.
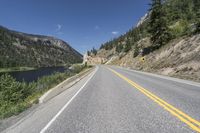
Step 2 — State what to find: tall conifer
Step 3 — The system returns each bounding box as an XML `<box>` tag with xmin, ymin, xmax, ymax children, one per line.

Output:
<box><xmin>149</xmin><ymin>0</ymin><xmax>171</xmax><ymax>48</ymax></box>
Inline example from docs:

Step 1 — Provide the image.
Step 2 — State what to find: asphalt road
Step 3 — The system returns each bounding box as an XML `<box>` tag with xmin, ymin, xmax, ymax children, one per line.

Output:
<box><xmin>3</xmin><ymin>65</ymin><xmax>200</xmax><ymax>133</ymax></box>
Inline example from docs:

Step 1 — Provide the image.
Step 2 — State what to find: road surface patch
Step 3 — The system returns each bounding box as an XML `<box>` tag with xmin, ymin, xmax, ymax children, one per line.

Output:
<box><xmin>108</xmin><ymin>68</ymin><xmax>200</xmax><ymax>133</ymax></box>
<box><xmin>40</xmin><ymin>67</ymin><xmax>98</xmax><ymax>133</ymax></box>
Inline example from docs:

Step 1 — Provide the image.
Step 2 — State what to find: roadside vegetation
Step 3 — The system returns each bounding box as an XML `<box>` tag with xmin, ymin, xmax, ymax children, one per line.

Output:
<box><xmin>0</xmin><ymin>64</ymin><xmax>92</xmax><ymax>119</ymax></box>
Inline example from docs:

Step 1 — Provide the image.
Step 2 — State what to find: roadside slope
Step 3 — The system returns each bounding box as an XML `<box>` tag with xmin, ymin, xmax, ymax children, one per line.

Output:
<box><xmin>109</xmin><ymin>35</ymin><xmax>200</xmax><ymax>82</ymax></box>
<box><xmin>85</xmin><ymin>0</ymin><xmax>200</xmax><ymax>82</ymax></box>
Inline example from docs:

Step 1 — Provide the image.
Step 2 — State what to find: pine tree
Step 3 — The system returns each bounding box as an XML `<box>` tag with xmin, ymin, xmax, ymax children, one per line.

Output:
<box><xmin>124</xmin><ymin>42</ymin><xmax>131</xmax><ymax>53</ymax></box>
<box><xmin>100</xmin><ymin>44</ymin><xmax>105</xmax><ymax>49</ymax></box>
<box><xmin>116</xmin><ymin>44</ymin><xmax>123</xmax><ymax>53</ymax></box>
<box><xmin>148</xmin><ymin>0</ymin><xmax>171</xmax><ymax>48</ymax></box>
<box><xmin>133</xmin><ymin>44</ymin><xmax>139</xmax><ymax>57</ymax></box>
<box><xmin>91</xmin><ymin>47</ymin><xmax>97</xmax><ymax>55</ymax></box>
<box><xmin>194</xmin><ymin>0</ymin><xmax>200</xmax><ymax>34</ymax></box>
<box><xmin>87</xmin><ymin>51</ymin><xmax>90</xmax><ymax>56</ymax></box>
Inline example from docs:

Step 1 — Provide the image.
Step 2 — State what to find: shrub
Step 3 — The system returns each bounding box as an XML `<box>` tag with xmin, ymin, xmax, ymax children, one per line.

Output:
<box><xmin>170</xmin><ymin>20</ymin><xmax>190</xmax><ymax>37</ymax></box>
<box><xmin>133</xmin><ymin>45</ymin><xmax>139</xmax><ymax>58</ymax></box>
<box><xmin>70</xmin><ymin>64</ymin><xmax>87</xmax><ymax>74</ymax></box>
<box><xmin>0</xmin><ymin>74</ymin><xmax>35</xmax><ymax>118</ymax></box>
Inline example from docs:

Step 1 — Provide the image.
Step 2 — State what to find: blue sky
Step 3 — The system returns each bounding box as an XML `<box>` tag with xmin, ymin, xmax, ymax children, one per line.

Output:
<box><xmin>0</xmin><ymin>0</ymin><xmax>149</xmax><ymax>54</ymax></box>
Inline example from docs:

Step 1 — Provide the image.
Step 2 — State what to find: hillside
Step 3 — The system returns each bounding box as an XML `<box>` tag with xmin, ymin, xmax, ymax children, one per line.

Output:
<box><xmin>86</xmin><ymin>0</ymin><xmax>200</xmax><ymax>82</ymax></box>
<box><xmin>0</xmin><ymin>26</ymin><xmax>82</xmax><ymax>68</ymax></box>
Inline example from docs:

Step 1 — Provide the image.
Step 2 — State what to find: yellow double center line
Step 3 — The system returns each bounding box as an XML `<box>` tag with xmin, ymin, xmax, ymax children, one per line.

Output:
<box><xmin>108</xmin><ymin>68</ymin><xmax>200</xmax><ymax>132</ymax></box>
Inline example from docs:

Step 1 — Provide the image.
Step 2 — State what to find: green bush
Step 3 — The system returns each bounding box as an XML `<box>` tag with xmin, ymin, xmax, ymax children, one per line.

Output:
<box><xmin>0</xmin><ymin>74</ymin><xmax>32</xmax><ymax>104</ymax></box>
<box><xmin>36</xmin><ymin>72</ymin><xmax>71</xmax><ymax>91</ymax></box>
<box><xmin>70</xmin><ymin>64</ymin><xmax>87</xmax><ymax>74</ymax></box>
<box><xmin>170</xmin><ymin>20</ymin><xmax>190</xmax><ymax>37</ymax></box>
<box><xmin>0</xmin><ymin>74</ymin><xmax>35</xmax><ymax>118</ymax></box>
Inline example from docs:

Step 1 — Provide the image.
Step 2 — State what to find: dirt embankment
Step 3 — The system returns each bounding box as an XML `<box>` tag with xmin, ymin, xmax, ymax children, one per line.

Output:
<box><xmin>109</xmin><ymin>34</ymin><xmax>200</xmax><ymax>82</ymax></box>
<box><xmin>90</xmin><ymin>34</ymin><xmax>200</xmax><ymax>82</ymax></box>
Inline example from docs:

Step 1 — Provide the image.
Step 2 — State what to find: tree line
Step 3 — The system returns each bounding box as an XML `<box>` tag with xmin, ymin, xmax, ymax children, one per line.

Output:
<box><xmin>99</xmin><ymin>0</ymin><xmax>200</xmax><ymax>56</ymax></box>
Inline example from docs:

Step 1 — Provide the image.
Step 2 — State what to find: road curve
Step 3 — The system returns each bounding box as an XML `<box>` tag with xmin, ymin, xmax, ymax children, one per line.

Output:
<box><xmin>3</xmin><ymin>65</ymin><xmax>200</xmax><ymax>133</ymax></box>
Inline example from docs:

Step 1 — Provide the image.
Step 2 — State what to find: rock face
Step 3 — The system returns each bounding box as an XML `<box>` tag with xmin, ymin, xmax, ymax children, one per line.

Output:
<box><xmin>83</xmin><ymin>53</ymin><xmax>107</xmax><ymax>65</ymax></box>
<box><xmin>136</xmin><ymin>12</ymin><xmax>150</xmax><ymax>27</ymax></box>
<box><xmin>0</xmin><ymin>25</ymin><xmax>82</xmax><ymax>67</ymax></box>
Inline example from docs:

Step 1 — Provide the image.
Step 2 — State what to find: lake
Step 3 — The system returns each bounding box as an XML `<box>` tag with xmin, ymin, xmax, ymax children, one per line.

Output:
<box><xmin>0</xmin><ymin>67</ymin><xmax>68</xmax><ymax>82</ymax></box>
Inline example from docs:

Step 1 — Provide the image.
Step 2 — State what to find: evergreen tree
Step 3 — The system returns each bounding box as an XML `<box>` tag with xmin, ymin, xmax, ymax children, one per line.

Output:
<box><xmin>116</xmin><ymin>44</ymin><xmax>123</xmax><ymax>53</ymax></box>
<box><xmin>124</xmin><ymin>41</ymin><xmax>132</xmax><ymax>53</ymax></box>
<box><xmin>100</xmin><ymin>44</ymin><xmax>104</xmax><ymax>49</ymax></box>
<box><xmin>148</xmin><ymin>0</ymin><xmax>171</xmax><ymax>48</ymax></box>
<box><xmin>194</xmin><ymin>0</ymin><xmax>200</xmax><ymax>33</ymax></box>
<box><xmin>91</xmin><ymin>47</ymin><xmax>97</xmax><ymax>55</ymax></box>
<box><xmin>87</xmin><ymin>51</ymin><xmax>91</xmax><ymax>56</ymax></box>
<box><xmin>133</xmin><ymin>44</ymin><xmax>139</xmax><ymax>58</ymax></box>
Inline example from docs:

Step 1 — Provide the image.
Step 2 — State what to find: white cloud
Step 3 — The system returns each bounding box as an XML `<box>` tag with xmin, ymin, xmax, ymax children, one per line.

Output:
<box><xmin>56</xmin><ymin>24</ymin><xmax>62</xmax><ymax>31</ymax></box>
<box><xmin>55</xmin><ymin>24</ymin><xmax>64</xmax><ymax>35</ymax></box>
<box><xmin>112</xmin><ymin>31</ymin><xmax>119</xmax><ymax>35</ymax></box>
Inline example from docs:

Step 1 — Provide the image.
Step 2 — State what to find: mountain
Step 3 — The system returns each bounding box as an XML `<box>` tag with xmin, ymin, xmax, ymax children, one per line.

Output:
<box><xmin>0</xmin><ymin>26</ymin><xmax>82</xmax><ymax>68</ymax></box>
<box><xmin>85</xmin><ymin>0</ymin><xmax>200</xmax><ymax>82</ymax></box>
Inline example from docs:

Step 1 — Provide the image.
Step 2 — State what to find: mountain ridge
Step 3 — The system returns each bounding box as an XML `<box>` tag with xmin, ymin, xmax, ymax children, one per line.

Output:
<box><xmin>0</xmin><ymin>25</ymin><xmax>82</xmax><ymax>68</ymax></box>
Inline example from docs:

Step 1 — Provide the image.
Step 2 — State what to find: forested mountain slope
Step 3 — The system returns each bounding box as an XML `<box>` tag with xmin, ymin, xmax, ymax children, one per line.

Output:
<box><xmin>0</xmin><ymin>26</ymin><xmax>82</xmax><ymax>68</ymax></box>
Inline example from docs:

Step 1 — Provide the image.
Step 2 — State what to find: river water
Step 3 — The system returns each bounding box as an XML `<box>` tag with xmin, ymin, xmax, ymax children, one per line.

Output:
<box><xmin>0</xmin><ymin>67</ymin><xmax>68</xmax><ymax>82</ymax></box>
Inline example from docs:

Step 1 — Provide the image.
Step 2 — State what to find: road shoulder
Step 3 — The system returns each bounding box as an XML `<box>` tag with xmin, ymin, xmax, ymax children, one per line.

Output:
<box><xmin>1</xmin><ymin>67</ymin><xmax>96</xmax><ymax>133</ymax></box>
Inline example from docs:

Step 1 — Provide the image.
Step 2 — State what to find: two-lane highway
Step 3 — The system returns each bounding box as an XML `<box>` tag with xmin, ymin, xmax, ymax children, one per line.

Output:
<box><xmin>3</xmin><ymin>65</ymin><xmax>200</xmax><ymax>133</ymax></box>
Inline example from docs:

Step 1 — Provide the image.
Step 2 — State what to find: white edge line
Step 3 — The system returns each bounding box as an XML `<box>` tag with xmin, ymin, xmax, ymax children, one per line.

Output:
<box><xmin>40</xmin><ymin>66</ymin><xmax>98</xmax><ymax>133</ymax></box>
